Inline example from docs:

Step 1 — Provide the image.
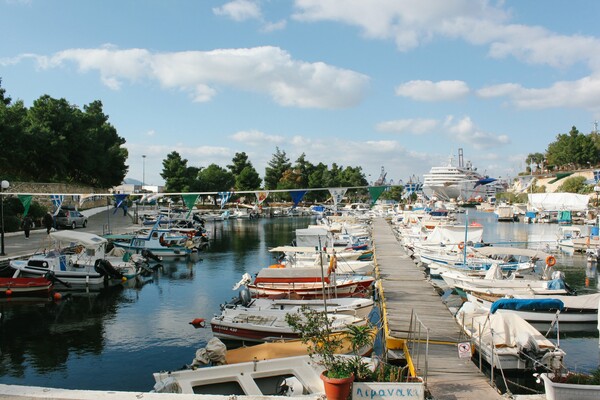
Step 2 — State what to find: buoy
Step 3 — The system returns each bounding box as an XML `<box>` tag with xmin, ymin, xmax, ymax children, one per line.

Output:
<box><xmin>53</xmin><ymin>292</ymin><xmax>62</xmax><ymax>301</ymax></box>
<box><xmin>5</xmin><ymin>289</ymin><xmax>12</xmax><ymax>296</ymax></box>
<box><xmin>458</xmin><ymin>242</ymin><xmax>465</xmax><ymax>250</ymax></box>
<box><xmin>122</xmin><ymin>276</ymin><xmax>128</xmax><ymax>282</ymax></box>
<box><xmin>190</xmin><ymin>318</ymin><xmax>205</xmax><ymax>328</ymax></box>
<box><xmin>546</xmin><ymin>256</ymin><xmax>556</xmax><ymax>267</ymax></box>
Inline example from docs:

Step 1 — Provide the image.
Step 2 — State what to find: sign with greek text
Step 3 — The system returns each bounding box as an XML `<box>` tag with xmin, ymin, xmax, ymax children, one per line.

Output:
<box><xmin>352</xmin><ymin>382</ymin><xmax>424</xmax><ymax>400</ymax></box>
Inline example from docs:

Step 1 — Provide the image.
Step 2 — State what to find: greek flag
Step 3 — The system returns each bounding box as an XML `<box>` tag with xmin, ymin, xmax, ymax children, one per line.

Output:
<box><xmin>50</xmin><ymin>195</ymin><xmax>64</xmax><ymax>216</ymax></box>
<box><xmin>594</xmin><ymin>170</ymin><xmax>600</xmax><ymax>183</ymax></box>
<box><xmin>218</xmin><ymin>191</ymin><xmax>233</xmax><ymax>209</ymax></box>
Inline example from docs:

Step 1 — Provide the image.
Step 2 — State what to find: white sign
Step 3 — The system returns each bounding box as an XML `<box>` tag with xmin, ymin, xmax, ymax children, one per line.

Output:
<box><xmin>458</xmin><ymin>342</ymin><xmax>472</xmax><ymax>359</ymax></box>
<box><xmin>352</xmin><ymin>382</ymin><xmax>424</xmax><ymax>400</ymax></box>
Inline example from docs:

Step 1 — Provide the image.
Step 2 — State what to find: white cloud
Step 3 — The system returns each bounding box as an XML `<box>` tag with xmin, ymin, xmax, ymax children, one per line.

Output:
<box><xmin>213</xmin><ymin>0</ymin><xmax>262</xmax><ymax>21</ymax></box>
<box><xmin>375</xmin><ymin>118</ymin><xmax>438</xmax><ymax>134</ymax></box>
<box><xmin>18</xmin><ymin>45</ymin><xmax>369</xmax><ymax>109</ymax></box>
<box><xmin>146</xmin><ymin>130</ymin><xmax>156</xmax><ymax>137</ymax></box>
<box><xmin>477</xmin><ymin>83</ymin><xmax>522</xmax><ymax>98</ymax></box>
<box><xmin>292</xmin><ymin>0</ymin><xmax>600</xmax><ymax>72</ymax></box>
<box><xmin>395</xmin><ymin>80</ymin><xmax>469</xmax><ymax>101</ymax></box>
<box><xmin>261</xmin><ymin>19</ymin><xmax>287</xmax><ymax>32</ymax></box>
<box><xmin>231</xmin><ymin>130</ymin><xmax>285</xmax><ymax>145</ymax></box>
<box><xmin>477</xmin><ymin>77</ymin><xmax>600</xmax><ymax>111</ymax></box>
<box><xmin>444</xmin><ymin>116</ymin><xmax>510</xmax><ymax>149</ymax></box>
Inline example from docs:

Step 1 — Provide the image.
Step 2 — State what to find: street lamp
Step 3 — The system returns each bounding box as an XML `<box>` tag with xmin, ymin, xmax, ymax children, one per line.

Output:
<box><xmin>1</xmin><ymin>180</ymin><xmax>9</xmax><ymax>256</ymax></box>
<box><xmin>142</xmin><ymin>155</ymin><xmax>146</xmax><ymax>189</ymax></box>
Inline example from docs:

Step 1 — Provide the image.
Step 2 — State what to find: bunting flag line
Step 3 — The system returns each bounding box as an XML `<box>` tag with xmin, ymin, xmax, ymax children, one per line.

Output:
<box><xmin>50</xmin><ymin>194</ymin><xmax>64</xmax><ymax>216</ymax></box>
<box><xmin>218</xmin><ymin>191</ymin><xmax>233</xmax><ymax>209</ymax></box>
<box><xmin>290</xmin><ymin>190</ymin><xmax>307</xmax><ymax>208</ymax></box>
<box><xmin>367</xmin><ymin>186</ymin><xmax>387</xmax><ymax>206</ymax></box>
<box><xmin>255</xmin><ymin>191</ymin><xmax>269</xmax><ymax>205</ymax></box>
<box><xmin>328</xmin><ymin>188</ymin><xmax>347</xmax><ymax>206</ymax></box>
<box><xmin>18</xmin><ymin>195</ymin><xmax>33</xmax><ymax>217</ymax></box>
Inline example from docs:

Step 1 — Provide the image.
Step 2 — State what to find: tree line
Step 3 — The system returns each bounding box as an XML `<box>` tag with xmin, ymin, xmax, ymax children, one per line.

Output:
<box><xmin>160</xmin><ymin>147</ymin><xmax>374</xmax><ymax>203</ymax></box>
<box><xmin>525</xmin><ymin>126</ymin><xmax>600</xmax><ymax>173</ymax></box>
<box><xmin>0</xmin><ymin>80</ymin><xmax>128</xmax><ymax>187</ymax></box>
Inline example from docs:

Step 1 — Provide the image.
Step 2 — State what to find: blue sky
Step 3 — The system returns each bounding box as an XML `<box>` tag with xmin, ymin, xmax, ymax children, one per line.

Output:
<box><xmin>2</xmin><ymin>0</ymin><xmax>600</xmax><ymax>187</ymax></box>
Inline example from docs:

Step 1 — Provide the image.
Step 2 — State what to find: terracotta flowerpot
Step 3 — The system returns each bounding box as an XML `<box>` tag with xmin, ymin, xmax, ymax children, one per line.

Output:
<box><xmin>320</xmin><ymin>372</ymin><xmax>354</xmax><ymax>400</ymax></box>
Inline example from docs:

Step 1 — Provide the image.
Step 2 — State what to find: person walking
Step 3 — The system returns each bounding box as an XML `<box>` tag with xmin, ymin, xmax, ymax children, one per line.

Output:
<box><xmin>43</xmin><ymin>212</ymin><xmax>54</xmax><ymax>234</ymax></box>
<box><xmin>21</xmin><ymin>215</ymin><xmax>33</xmax><ymax>239</ymax></box>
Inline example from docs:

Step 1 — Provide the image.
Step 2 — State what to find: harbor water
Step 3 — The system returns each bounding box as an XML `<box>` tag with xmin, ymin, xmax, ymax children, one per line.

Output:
<box><xmin>0</xmin><ymin>213</ymin><xmax>598</xmax><ymax>394</ymax></box>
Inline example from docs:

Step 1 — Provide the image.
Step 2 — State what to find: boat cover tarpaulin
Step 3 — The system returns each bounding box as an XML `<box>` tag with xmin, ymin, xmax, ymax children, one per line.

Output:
<box><xmin>490</xmin><ymin>298</ymin><xmax>564</xmax><ymax>314</ymax></box>
<box><xmin>425</xmin><ymin>224</ymin><xmax>484</xmax><ymax>246</ymax></box>
<box><xmin>528</xmin><ymin>193</ymin><xmax>590</xmax><ymax>211</ymax></box>
<box><xmin>295</xmin><ymin>228</ymin><xmax>331</xmax><ymax>248</ymax></box>
<box><xmin>472</xmin><ymin>246</ymin><xmax>551</xmax><ymax>260</ymax></box>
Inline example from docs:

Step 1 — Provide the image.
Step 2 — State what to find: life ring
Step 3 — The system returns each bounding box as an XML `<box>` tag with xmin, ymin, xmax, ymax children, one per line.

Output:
<box><xmin>546</xmin><ymin>256</ymin><xmax>556</xmax><ymax>267</ymax></box>
<box><xmin>458</xmin><ymin>242</ymin><xmax>465</xmax><ymax>250</ymax></box>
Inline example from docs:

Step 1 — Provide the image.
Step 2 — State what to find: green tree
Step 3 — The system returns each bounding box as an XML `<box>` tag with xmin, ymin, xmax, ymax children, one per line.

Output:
<box><xmin>557</xmin><ymin>176</ymin><xmax>592</xmax><ymax>194</ymax></box>
<box><xmin>380</xmin><ymin>186</ymin><xmax>403</xmax><ymax>202</ymax></box>
<box><xmin>197</xmin><ymin>164</ymin><xmax>235</xmax><ymax>197</ymax></box>
<box><xmin>525</xmin><ymin>152</ymin><xmax>545</xmax><ymax>174</ymax></box>
<box><xmin>264</xmin><ymin>147</ymin><xmax>291</xmax><ymax>190</ymax></box>
<box><xmin>227</xmin><ymin>152</ymin><xmax>261</xmax><ymax>190</ymax></box>
<box><xmin>161</xmin><ymin>151</ymin><xmax>191</xmax><ymax>192</ymax></box>
<box><xmin>547</xmin><ymin>126</ymin><xmax>599</xmax><ymax>170</ymax></box>
<box><xmin>236</xmin><ymin>165</ymin><xmax>262</xmax><ymax>190</ymax></box>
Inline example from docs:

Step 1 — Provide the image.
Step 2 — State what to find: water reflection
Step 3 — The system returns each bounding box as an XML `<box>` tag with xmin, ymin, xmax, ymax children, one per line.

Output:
<box><xmin>0</xmin><ymin>285</ymin><xmax>128</xmax><ymax>376</ymax></box>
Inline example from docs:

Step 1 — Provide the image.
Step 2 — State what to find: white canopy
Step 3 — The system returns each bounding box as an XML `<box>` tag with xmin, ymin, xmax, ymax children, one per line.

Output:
<box><xmin>50</xmin><ymin>231</ymin><xmax>107</xmax><ymax>247</ymax></box>
<box><xmin>528</xmin><ymin>193</ymin><xmax>590</xmax><ymax>212</ymax></box>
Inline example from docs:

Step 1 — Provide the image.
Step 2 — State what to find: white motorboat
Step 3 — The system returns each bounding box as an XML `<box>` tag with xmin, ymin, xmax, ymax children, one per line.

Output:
<box><xmin>10</xmin><ymin>231</ymin><xmax>142</xmax><ymax>288</ymax></box>
<box><xmin>455</xmin><ymin>301</ymin><xmax>566</xmax><ymax>371</ymax></box>
<box><xmin>440</xmin><ymin>262</ymin><xmax>571</xmax><ymax>296</ymax></box>
<box><xmin>153</xmin><ymin>355</ymin><xmax>327</xmax><ymax>396</ymax></box>
<box><xmin>211</xmin><ymin>296</ymin><xmax>369</xmax><ymax>342</ymax></box>
<box><xmin>269</xmin><ymin>246</ymin><xmax>374</xmax><ymax>275</ymax></box>
<box><xmin>465</xmin><ymin>292</ymin><xmax>600</xmax><ymax>333</ymax></box>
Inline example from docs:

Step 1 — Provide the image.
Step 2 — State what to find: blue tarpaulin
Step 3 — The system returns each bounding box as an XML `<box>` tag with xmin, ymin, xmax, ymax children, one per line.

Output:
<box><xmin>490</xmin><ymin>298</ymin><xmax>564</xmax><ymax>314</ymax></box>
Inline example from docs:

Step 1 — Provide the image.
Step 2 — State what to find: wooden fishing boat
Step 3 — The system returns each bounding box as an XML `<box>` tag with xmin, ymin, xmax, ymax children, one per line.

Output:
<box><xmin>0</xmin><ymin>277</ymin><xmax>53</xmax><ymax>296</ymax></box>
<box><xmin>234</xmin><ymin>267</ymin><xmax>375</xmax><ymax>299</ymax></box>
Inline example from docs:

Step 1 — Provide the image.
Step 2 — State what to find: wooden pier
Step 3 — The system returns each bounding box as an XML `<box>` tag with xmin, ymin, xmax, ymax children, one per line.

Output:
<box><xmin>372</xmin><ymin>217</ymin><xmax>503</xmax><ymax>400</ymax></box>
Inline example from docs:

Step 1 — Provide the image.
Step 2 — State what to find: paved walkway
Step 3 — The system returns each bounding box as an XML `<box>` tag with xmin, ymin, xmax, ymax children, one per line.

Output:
<box><xmin>0</xmin><ymin>207</ymin><xmax>138</xmax><ymax>265</ymax></box>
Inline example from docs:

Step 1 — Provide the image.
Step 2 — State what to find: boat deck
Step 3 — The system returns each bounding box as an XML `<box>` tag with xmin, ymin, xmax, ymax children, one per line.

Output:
<box><xmin>372</xmin><ymin>217</ymin><xmax>503</xmax><ymax>400</ymax></box>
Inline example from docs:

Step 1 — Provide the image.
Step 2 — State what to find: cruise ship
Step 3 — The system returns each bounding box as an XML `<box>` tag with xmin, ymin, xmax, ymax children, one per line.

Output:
<box><xmin>422</xmin><ymin>149</ymin><xmax>504</xmax><ymax>201</ymax></box>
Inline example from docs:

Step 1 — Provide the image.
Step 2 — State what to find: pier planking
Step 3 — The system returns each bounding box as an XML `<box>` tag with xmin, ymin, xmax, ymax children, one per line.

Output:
<box><xmin>372</xmin><ymin>218</ymin><xmax>503</xmax><ymax>400</ymax></box>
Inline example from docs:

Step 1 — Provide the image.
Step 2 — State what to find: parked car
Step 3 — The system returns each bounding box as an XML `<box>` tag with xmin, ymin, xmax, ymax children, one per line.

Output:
<box><xmin>55</xmin><ymin>210</ymin><xmax>87</xmax><ymax>229</ymax></box>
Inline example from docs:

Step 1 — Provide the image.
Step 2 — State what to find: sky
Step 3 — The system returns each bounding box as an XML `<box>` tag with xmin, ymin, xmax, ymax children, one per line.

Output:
<box><xmin>2</xmin><ymin>0</ymin><xmax>600</xmax><ymax>187</ymax></box>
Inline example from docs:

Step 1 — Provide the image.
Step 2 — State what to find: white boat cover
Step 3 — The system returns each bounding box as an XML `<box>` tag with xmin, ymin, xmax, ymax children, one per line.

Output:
<box><xmin>256</xmin><ymin>267</ymin><xmax>325</xmax><ymax>279</ymax></box>
<box><xmin>425</xmin><ymin>224</ymin><xmax>484</xmax><ymax>246</ymax></box>
<box><xmin>295</xmin><ymin>228</ymin><xmax>331</xmax><ymax>247</ymax></box>
<box><xmin>528</xmin><ymin>193</ymin><xmax>590</xmax><ymax>212</ymax></box>
<box><xmin>50</xmin><ymin>231</ymin><xmax>108</xmax><ymax>246</ymax></box>
<box><xmin>472</xmin><ymin>246</ymin><xmax>552</xmax><ymax>260</ymax></box>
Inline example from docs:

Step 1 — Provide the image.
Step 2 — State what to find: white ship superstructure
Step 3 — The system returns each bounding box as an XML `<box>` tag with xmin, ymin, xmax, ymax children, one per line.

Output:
<box><xmin>423</xmin><ymin>149</ymin><xmax>504</xmax><ymax>201</ymax></box>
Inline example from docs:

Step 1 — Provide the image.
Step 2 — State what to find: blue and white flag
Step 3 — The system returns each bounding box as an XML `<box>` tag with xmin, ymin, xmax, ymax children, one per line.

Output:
<box><xmin>328</xmin><ymin>188</ymin><xmax>347</xmax><ymax>206</ymax></box>
<box><xmin>218</xmin><ymin>191</ymin><xmax>233</xmax><ymax>209</ymax></box>
<box><xmin>50</xmin><ymin>195</ymin><xmax>64</xmax><ymax>216</ymax></box>
<box><xmin>594</xmin><ymin>170</ymin><xmax>600</xmax><ymax>183</ymax></box>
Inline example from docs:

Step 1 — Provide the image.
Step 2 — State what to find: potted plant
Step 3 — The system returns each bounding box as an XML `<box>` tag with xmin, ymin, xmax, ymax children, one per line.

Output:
<box><xmin>285</xmin><ymin>306</ymin><xmax>374</xmax><ymax>400</ymax></box>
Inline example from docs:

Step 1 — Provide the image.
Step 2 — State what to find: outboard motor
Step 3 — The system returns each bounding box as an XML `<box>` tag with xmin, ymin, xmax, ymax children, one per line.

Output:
<box><xmin>238</xmin><ymin>286</ymin><xmax>252</xmax><ymax>307</ymax></box>
<box><xmin>141</xmin><ymin>249</ymin><xmax>162</xmax><ymax>262</ymax></box>
<box><xmin>94</xmin><ymin>259</ymin><xmax>124</xmax><ymax>279</ymax></box>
